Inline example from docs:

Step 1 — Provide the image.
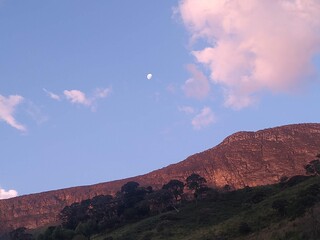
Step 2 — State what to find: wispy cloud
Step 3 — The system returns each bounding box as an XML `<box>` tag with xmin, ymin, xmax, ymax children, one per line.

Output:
<box><xmin>0</xmin><ymin>94</ymin><xmax>26</xmax><ymax>131</ymax></box>
<box><xmin>64</xmin><ymin>88</ymin><xmax>111</xmax><ymax>108</ymax></box>
<box><xmin>191</xmin><ymin>106</ymin><xmax>215</xmax><ymax>130</ymax></box>
<box><xmin>0</xmin><ymin>187</ymin><xmax>18</xmax><ymax>200</ymax></box>
<box><xmin>182</xmin><ymin>64</ymin><xmax>210</xmax><ymax>99</ymax></box>
<box><xmin>25</xmin><ymin>101</ymin><xmax>48</xmax><ymax>125</ymax></box>
<box><xmin>178</xmin><ymin>105</ymin><xmax>195</xmax><ymax>114</ymax></box>
<box><xmin>93</xmin><ymin>88</ymin><xmax>111</xmax><ymax>99</ymax></box>
<box><xmin>43</xmin><ymin>88</ymin><xmax>61</xmax><ymax>101</ymax></box>
<box><xmin>64</xmin><ymin>90</ymin><xmax>91</xmax><ymax>106</ymax></box>
<box><xmin>44</xmin><ymin>87</ymin><xmax>111</xmax><ymax>110</ymax></box>
<box><xmin>178</xmin><ymin>0</ymin><xmax>320</xmax><ymax>109</ymax></box>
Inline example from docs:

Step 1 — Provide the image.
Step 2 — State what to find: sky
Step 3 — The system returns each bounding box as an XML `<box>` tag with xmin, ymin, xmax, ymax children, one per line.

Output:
<box><xmin>1</xmin><ymin>0</ymin><xmax>320</xmax><ymax>199</ymax></box>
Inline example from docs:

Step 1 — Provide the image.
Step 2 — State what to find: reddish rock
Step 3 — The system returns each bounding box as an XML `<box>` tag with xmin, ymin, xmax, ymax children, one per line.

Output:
<box><xmin>1</xmin><ymin>123</ymin><xmax>320</xmax><ymax>233</ymax></box>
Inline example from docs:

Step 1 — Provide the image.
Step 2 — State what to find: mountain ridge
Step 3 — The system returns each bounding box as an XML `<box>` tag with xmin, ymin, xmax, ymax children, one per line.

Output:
<box><xmin>1</xmin><ymin>123</ymin><xmax>320</xmax><ymax>234</ymax></box>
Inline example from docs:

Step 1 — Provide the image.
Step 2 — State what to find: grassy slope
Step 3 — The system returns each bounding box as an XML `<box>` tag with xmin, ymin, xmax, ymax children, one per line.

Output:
<box><xmin>91</xmin><ymin>176</ymin><xmax>320</xmax><ymax>240</ymax></box>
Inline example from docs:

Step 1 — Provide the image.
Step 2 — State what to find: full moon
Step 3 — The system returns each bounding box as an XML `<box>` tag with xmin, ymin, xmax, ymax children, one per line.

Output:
<box><xmin>147</xmin><ymin>73</ymin><xmax>152</xmax><ymax>80</ymax></box>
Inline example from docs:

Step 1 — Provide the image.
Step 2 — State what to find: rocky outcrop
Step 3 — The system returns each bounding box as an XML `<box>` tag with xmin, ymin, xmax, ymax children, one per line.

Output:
<box><xmin>1</xmin><ymin>123</ymin><xmax>320</xmax><ymax>234</ymax></box>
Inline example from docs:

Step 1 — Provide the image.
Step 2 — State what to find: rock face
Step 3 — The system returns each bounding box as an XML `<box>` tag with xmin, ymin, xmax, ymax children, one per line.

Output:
<box><xmin>1</xmin><ymin>123</ymin><xmax>320</xmax><ymax>234</ymax></box>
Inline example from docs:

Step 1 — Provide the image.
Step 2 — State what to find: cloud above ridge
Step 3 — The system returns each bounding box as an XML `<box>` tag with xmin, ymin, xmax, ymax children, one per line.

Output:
<box><xmin>182</xmin><ymin>64</ymin><xmax>210</xmax><ymax>99</ymax></box>
<box><xmin>191</xmin><ymin>106</ymin><xmax>215</xmax><ymax>129</ymax></box>
<box><xmin>0</xmin><ymin>187</ymin><xmax>18</xmax><ymax>199</ymax></box>
<box><xmin>178</xmin><ymin>0</ymin><xmax>320</xmax><ymax>109</ymax></box>
<box><xmin>0</xmin><ymin>94</ymin><xmax>26</xmax><ymax>131</ymax></box>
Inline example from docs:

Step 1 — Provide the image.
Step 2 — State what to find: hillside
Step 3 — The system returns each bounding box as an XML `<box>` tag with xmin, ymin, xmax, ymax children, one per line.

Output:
<box><xmin>90</xmin><ymin>176</ymin><xmax>320</xmax><ymax>240</ymax></box>
<box><xmin>1</xmin><ymin>123</ymin><xmax>320</xmax><ymax>234</ymax></box>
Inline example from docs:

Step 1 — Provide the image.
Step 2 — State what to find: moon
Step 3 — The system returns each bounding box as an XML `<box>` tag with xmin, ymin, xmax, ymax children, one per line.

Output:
<box><xmin>147</xmin><ymin>73</ymin><xmax>152</xmax><ymax>80</ymax></box>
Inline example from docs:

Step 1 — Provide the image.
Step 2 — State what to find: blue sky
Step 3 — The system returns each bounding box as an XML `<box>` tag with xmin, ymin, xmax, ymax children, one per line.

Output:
<box><xmin>1</xmin><ymin>0</ymin><xmax>320</xmax><ymax>198</ymax></box>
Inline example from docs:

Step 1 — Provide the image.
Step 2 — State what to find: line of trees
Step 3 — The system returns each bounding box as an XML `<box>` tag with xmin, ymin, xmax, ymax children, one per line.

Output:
<box><xmin>35</xmin><ymin>173</ymin><xmax>209</xmax><ymax>240</ymax></box>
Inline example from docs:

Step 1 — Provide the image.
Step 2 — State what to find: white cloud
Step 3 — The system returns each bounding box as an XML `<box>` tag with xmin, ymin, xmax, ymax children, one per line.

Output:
<box><xmin>178</xmin><ymin>0</ymin><xmax>320</xmax><ymax>109</ymax></box>
<box><xmin>191</xmin><ymin>106</ymin><xmax>215</xmax><ymax>130</ymax></box>
<box><xmin>63</xmin><ymin>87</ymin><xmax>111</xmax><ymax>111</ymax></box>
<box><xmin>64</xmin><ymin>90</ymin><xmax>91</xmax><ymax>106</ymax></box>
<box><xmin>43</xmin><ymin>88</ymin><xmax>61</xmax><ymax>101</ymax></box>
<box><xmin>44</xmin><ymin>87</ymin><xmax>111</xmax><ymax>109</ymax></box>
<box><xmin>178</xmin><ymin>105</ymin><xmax>195</xmax><ymax>114</ymax></box>
<box><xmin>0</xmin><ymin>188</ymin><xmax>18</xmax><ymax>200</ymax></box>
<box><xmin>93</xmin><ymin>88</ymin><xmax>111</xmax><ymax>99</ymax></box>
<box><xmin>0</xmin><ymin>94</ymin><xmax>26</xmax><ymax>131</ymax></box>
<box><xmin>182</xmin><ymin>64</ymin><xmax>210</xmax><ymax>99</ymax></box>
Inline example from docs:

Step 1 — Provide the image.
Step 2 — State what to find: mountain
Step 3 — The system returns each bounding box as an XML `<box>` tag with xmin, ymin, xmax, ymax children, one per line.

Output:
<box><xmin>1</xmin><ymin>123</ymin><xmax>320</xmax><ymax>234</ymax></box>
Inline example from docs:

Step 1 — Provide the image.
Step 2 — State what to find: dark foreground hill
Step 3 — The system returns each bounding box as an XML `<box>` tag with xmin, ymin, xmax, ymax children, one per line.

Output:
<box><xmin>90</xmin><ymin>176</ymin><xmax>320</xmax><ymax>240</ymax></box>
<box><xmin>1</xmin><ymin>123</ymin><xmax>320</xmax><ymax>234</ymax></box>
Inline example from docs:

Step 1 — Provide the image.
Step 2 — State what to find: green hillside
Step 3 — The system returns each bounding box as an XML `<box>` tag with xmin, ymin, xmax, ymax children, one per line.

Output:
<box><xmin>9</xmin><ymin>174</ymin><xmax>319</xmax><ymax>240</ymax></box>
<box><xmin>90</xmin><ymin>176</ymin><xmax>320</xmax><ymax>240</ymax></box>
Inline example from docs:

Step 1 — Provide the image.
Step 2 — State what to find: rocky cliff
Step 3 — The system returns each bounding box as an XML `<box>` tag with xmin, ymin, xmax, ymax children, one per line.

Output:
<box><xmin>1</xmin><ymin>123</ymin><xmax>320</xmax><ymax>234</ymax></box>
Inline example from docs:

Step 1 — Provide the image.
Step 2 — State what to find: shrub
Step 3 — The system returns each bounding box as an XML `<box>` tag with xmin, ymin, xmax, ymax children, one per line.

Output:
<box><xmin>72</xmin><ymin>235</ymin><xmax>87</xmax><ymax>240</ymax></box>
<box><xmin>206</xmin><ymin>188</ymin><xmax>220</xmax><ymax>201</ymax></box>
<box><xmin>238</xmin><ymin>222</ymin><xmax>251</xmax><ymax>234</ymax></box>
<box><xmin>250</xmin><ymin>191</ymin><xmax>267</xmax><ymax>204</ymax></box>
<box><xmin>156</xmin><ymin>220</ymin><xmax>171</xmax><ymax>232</ymax></box>
<box><xmin>283</xmin><ymin>175</ymin><xmax>311</xmax><ymax>188</ymax></box>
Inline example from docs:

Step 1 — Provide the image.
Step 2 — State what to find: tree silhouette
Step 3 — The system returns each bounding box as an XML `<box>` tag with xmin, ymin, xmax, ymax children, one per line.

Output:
<box><xmin>121</xmin><ymin>181</ymin><xmax>140</xmax><ymax>194</ymax></box>
<box><xmin>305</xmin><ymin>159</ymin><xmax>320</xmax><ymax>175</ymax></box>
<box><xmin>186</xmin><ymin>173</ymin><xmax>207</xmax><ymax>200</ymax></box>
<box><xmin>60</xmin><ymin>199</ymin><xmax>91</xmax><ymax>229</ymax></box>
<box><xmin>162</xmin><ymin>179</ymin><xmax>184</xmax><ymax>201</ymax></box>
<box><xmin>88</xmin><ymin>195</ymin><xmax>115</xmax><ymax>222</ymax></box>
<box><xmin>119</xmin><ymin>182</ymin><xmax>148</xmax><ymax>208</ymax></box>
<box><xmin>147</xmin><ymin>189</ymin><xmax>174</xmax><ymax>213</ymax></box>
<box><xmin>9</xmin><ymin>227</ymin><xmax>34</xmax><ymax>240</ymax></box>
<box><xmin>116</xmin><ymin>181</ymin><xmax>152</xmax><ymax>220</ymax></box>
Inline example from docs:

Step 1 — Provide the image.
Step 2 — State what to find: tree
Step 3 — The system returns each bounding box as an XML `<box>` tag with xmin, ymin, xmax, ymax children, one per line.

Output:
<box><xmin>51</xmin><ymin>226</ymin><xmax>75</xmax><ymax>240</ymax></box>
<box><xmin>9</xmin><ymin>227</ymin><xmax>34</xmax><ymax>240</ymax></box>
<box><xmin>60</xmin><ymin>200</ymin><xmax>91</xmax><ymax>230</ymax></box>
<box><xmin>116</xmin><ymin>181</ymin><xmax>151</xmax><ymax>220</ymax></box>
<box><xmin>186</xmin><ymin>173</ymin><xmax>207</xmax><ymax>199</ymax></box>
<box><xmin>118</xmin><ymin>181</ymin><xmax>148</xmax><ymax>209</ymax></box>
<box><xmin>89</xmin><ymin>195</ymin><xmax>114</xmax><ymax>222</ymax></box>
<box><xmin>121</xmin><ymin>181</ymin><xmax>140</xmax><ymax>195</ymax></box>
<box><xmin>305</xmin><ymin>159</ymin><xmax>320</xmax><ymax>175</ymax></box>
<box><xmin>162</xmin><ymin>179</ymin><xmax>184</xmax><ymax>201</ymax></box>
<box><xmin>74</xmin><ymin>220</ymin><xmax>98</xmax><ymax>237</ymax></box>
<box><xmin>147</xmin><ymin>189</ymin><xmax>174</xmax><ymax>213</ymax></box>
<box><xmin>223</xmin><ymin>184</ymin><xmax>231</xmax><ymax>192</ymax></box>
<box><xmin>279</xmin><ymin>176</ymin><xmax>288</xmax><ymax>183</ymax></box>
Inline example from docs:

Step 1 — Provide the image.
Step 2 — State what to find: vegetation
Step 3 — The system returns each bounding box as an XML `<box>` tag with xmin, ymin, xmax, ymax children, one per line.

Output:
<box><xmin>186</xmin><ymin>173</ymin><xmax>207</xmax><ymax>199</ymax></box>
<box><xmin>7</xmin><ymin>156</ymin><xmax>320</xmax><ymax>240</ymax></box>
<box><xmin>162</xmin><ymin>180</ymin><xmax>184</xmax><ymax>201</ymax></box>
<box><xmin>305</xmin><ymin>155</ymin><xmax>320</xmax><ymax>175</ymax></box>
<box><xmin>91</xmin><ymin>175</ymin><xmax>320</xmax><ymax>240</ymax></box>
